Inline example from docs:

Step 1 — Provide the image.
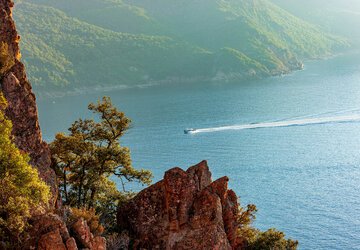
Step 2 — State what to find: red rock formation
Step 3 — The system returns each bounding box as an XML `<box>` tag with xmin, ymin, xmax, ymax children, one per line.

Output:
<box><xmin>38</xmin><ymin>229</ymin><xmax>67</xmax><ymax>250</ymax></box>
<box><xmin>65</xmin><ymin>237</ymin><xmax>78</xmax><ymax>250</ymax></box>
<box><xmin>70</xmin><ymin>218</ymin><xmax>106</xmax><ymax>249</ymax></box>
<box><xmin>0</xmin><ymin>0</ymin><xmax>57</xmax><ymax>205</ymax></box>
<box><xmin>24</xmin><ymin>214</ymin><xmax>70</xmax><ymax>249</ymax></box>
<box><xmin>23</xmin><ymin>211</ymin><xmax>106</xmax><ymax>250</ymax></box>
<box><xmin>118</xmin><ymin>160</ymin><xmax>243</xmax><ymax>249</ymax></box>
<box><xmin>11</xmin><ymin>209</ymin><xmax>107</xmax><ymax>249</ymax></box>
<box><xmin>71</xmin><ymin>218</ymin><xmax>93</xmax><ymax>249</ymax></box>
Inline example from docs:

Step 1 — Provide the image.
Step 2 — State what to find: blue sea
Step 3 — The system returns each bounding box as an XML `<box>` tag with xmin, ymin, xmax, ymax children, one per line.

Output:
<box><xmin>37</xmin><ymin>53</ymin><xmax>360</xmax><ymax>249</ymax></box>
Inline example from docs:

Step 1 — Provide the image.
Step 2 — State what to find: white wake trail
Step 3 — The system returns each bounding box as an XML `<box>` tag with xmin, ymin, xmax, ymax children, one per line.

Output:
<box><xmin>188</xmin><ymin>114</ymin><xmax>360</xmax><ymax>134</ymax></box>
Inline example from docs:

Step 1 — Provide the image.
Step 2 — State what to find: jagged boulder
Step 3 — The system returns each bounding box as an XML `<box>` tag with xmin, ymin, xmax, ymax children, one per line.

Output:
<box><xmin>71</xmin><ymin>218</ymin><xmax>106</xmax><ymax>250</ymax></box>
<box><xmin>71</xmin><ymin>218</ymin><xmax>93</xmax><ymax>248</ymax></box>
<box><xmin>24</xmin><ymin>214</ymin><xmax>69</xmax><ymax>249</ymax></box>
<box><xmin>117</xmin><ymin>160</ymin><xmax>243</xmax><ymax>249</ymax></box>
<box><xmin>65</xmin><ymin>237</ymin><xmax>78</xmax><ymax>250</ymax></box>
<box><xmin>37</xmin><ymin>229</ymin><xmax>67</xmax><ymax>250</ymax></box>
<box><xmin>22</xmin><ymin>212</ymin><xmax>106</xmax><ymax>250</ymax></box>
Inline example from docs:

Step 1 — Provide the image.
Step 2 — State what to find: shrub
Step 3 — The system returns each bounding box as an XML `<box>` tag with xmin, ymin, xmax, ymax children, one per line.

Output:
<box><xmin>0</xmin><ymin>93</ymin><xmax>50</xmax><ymax>244</ymax></box>
<box><xmin>0</xmin><ymin>42</ymin><xmax>15</xmax><ymax>76</ymax></box>
<box><xmin>106</xmin><ymin>232</ymin><xmax>130</xmax><ymax>250</ymax></box>
<box><xmin>247</xmin><ymin>228</ymin><xmax>299</xmax><ymax>250</ymax></box>
<box><xmin>236</xmin><ymin>197</ymin><xmax>298</xmax><ymax>249</ymax></box>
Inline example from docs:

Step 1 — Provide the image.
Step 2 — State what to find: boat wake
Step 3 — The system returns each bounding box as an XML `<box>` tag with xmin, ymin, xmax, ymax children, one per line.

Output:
<box><xmin>186</xmin><ymin>114</ymin><xmax>360</xmax><ymax>134</ymax></box>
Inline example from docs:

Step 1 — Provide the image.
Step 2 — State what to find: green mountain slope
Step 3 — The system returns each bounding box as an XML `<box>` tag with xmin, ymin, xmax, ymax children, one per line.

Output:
<box><xmin>270</xmin><ymin>0</ymin><xmax>360</xmax><ymax>45</ymax></box>
<box><xmin>13</xmin><ymin>2</ymin><xmax>216</xmax><ymax>92</ymax></box>
<box><xmin>13</xmin><ymin>0</ymin><xmax>348</xmax><ymax>95</ymax></box>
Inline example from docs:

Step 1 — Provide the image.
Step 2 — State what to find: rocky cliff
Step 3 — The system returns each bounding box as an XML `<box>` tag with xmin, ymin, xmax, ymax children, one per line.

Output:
<box><xmin>118</xmin><ymin>160</ymin><xmax>246</xmax><ymax>249</ymax></box>
<box><xmin>0</xmin><ymin>1</ymin><xmax>107</xmax><ymax>249</ymax></box>
<box><xmin>0</xmin><ymin>0</ymin><xmax>57</xmax><ymax>205</ymax></box>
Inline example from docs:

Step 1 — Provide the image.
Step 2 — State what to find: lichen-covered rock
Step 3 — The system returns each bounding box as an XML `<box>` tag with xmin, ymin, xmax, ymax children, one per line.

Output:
<box><xmin>69</xmin><ymin>217</ymin><xmax>107</xmax><ymax>249</ymax></box>
<box><xmin>92</xmin><ymin>236</ymin><xmax>107</xmax><ymax>250</ymax></box>
<box><xmin>24</xmin><ymin>214</ymin><xmax>70</xmax><ymax>249</ymax></box>
<box><xmin>37</xmin><ymin>229</ymin><xmax>67</xmax><ymax>250</ymax></box>
<box><xmin>117</xmin><ymin>160</ymin><xmax>243</xmax><ymax>249</ymax></box>
<box><xmin>66</xmin><ymin>237</ymin><xmax>78</xmax><ymax>250</ymax></box>
<box><xmin>71</xmin><ymin>218</ymin><xmax>93</xmax><ymax>249</ymax></box>
<box><xmin>0</xmin><ymin>0</ymin><xmax>57</xmax><ymax>205</ymax></box>
<box><xmin>23</xmin><ymin>213</ymin><xmax>106</xmax><ymax>250</ymax></box>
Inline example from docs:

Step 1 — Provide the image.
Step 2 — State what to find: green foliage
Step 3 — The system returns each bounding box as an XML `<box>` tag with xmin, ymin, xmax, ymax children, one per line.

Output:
<box><xmin>50</xmin><ymin>96</ymin><xmax>152</xmax><ymax>232</ymax></box>
<box><xmin>0</xmin><ymin>93</ymin><xmax>6</xmax><ymax>110</ymax></box>
<box><xmin>0</xmin><ymin>93</ymin><xmax>50</xmax><ymax>244</ymax></box>
<box><xmin>12</xmin><ymin>0</ymin><xmax>347</xmax><ymax>95</ymax></box>
<box><xmin>237</xmin><ymin>197</ymin><xmax>298</xmax><ymax>249</ymax></box>
<box><xmin>94</xmin><ymin>180</ymin><xmax>136</xmax><ymax>233</ymax></box>
<box><xmin>0</xmin><ymin>42</ymin><xmax>15</xmax><ymax>76</ymax></box>
<box><xmin>237</xmin><ymin>203</ymin><xmax>258</xmax><ymax>241</ymax></box>
<box><xmin>247</xmin><ymin>228</ymin><xmax>299</xmax><ymax>250</ymax></box>
<box><xmin>13</xmin><ymin>1</ymin><xmax>213</xmax><ymax>93</ymax></box>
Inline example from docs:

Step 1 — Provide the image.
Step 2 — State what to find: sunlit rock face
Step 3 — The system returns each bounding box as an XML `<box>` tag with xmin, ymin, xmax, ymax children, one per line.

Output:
<box><xmin>23</xmin><ymin>212</ymin><xmax>106</xmax><ymax>250</ymax></box>
<box><xmin>118</xmin><ymin>160</ymin><xmax>246</xmax><ymax>249</ymax></box>
<box><xmin>0</xmin><ymin>0</ymin><xmax>57</xmax><ymax>205</ymax></box>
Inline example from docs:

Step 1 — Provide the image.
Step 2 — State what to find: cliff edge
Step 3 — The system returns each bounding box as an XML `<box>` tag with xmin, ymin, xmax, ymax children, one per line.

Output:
<box><xmin>0</xmin><ymin>0</ymin><xmax>57</xmax><ymax>205</ymax></box>
<box><xmin>0</xmin><ymin>1</ymin><xmax>107</xmax><ymax>249</ymax></box>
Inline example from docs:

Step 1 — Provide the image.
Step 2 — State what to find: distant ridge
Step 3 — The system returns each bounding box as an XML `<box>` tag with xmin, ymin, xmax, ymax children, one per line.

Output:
<box><xmin>13</xmin><ymin>0</ymin><xmax>348</xmax><ymax>95</ymax></box>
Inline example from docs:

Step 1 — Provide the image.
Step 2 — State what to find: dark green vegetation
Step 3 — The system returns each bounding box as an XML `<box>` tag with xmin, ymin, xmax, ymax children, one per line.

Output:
<box><xmin>13</xmin><ymin>0</ymin><xmax>347</xmax><ymax>96</ymax></box>
<box><xmin>0</xmin><ymin>93</ymin><xmax>50</xmax><ymax>246</ymax></box>
<box><xmin>237</xmin><ymin>202</ymin><xmax>298</xmax><ymax>249</ymax></box>
<box><xmin>49</xmin><ymin>96</ymin><xmax>152</xmax><ymax>232</ymax></box>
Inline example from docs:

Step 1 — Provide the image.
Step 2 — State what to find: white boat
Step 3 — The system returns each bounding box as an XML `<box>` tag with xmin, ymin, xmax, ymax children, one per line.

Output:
<box><xmin>184</xmin><ymin>128</ymin><xmax>196</xmax><ymax>134</ymax></box>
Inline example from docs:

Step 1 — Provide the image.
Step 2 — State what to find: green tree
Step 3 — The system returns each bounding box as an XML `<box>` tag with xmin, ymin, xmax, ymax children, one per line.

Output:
<box><xmin>237</xmin><ymin>203</ymin><xmax>258</xmax><ymax>241</ymax></box>
<box><xmin>247</xmin><ymin>228</ymin><xmax>299</xmax><ymax>250</ymax></box>
<box><xmin>237</xmin><ymin>198</ymin><xmax>298</xmax><ymax>249</ymax></box>
<box><xmin>0</xmin><ymin>93</ymin><xmax>50</xmax><ymax>245</ymax></box>
<box><xmin>50</xmin><ymin>96</ymin><xmax>152</xmax><ymax>229</ymax></box>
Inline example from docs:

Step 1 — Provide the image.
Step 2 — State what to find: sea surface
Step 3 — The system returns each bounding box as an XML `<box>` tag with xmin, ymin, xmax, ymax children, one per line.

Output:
<box><xmin>37</xmin><ymin>53</ymin><xmax>360</xmax><ymax>249</ymax></box>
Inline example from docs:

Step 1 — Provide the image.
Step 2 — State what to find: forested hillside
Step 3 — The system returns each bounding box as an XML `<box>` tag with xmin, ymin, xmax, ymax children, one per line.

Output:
<box><xmin>271</xmin><ymin>0</ymin><xmax>360</xmax><ymax>45</ymax></box>
<box><xmin>13</xmin><ymin>0</ymin><xmax>348</xmax><ymax>96</ymax></box>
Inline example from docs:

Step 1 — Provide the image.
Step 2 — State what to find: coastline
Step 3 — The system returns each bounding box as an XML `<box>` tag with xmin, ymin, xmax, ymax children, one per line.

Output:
<box><xmin>33</xmin><ymin>67</ymin><xmax>300</xmax><ymax>100</ymax></box>
<box><xmin>34</xmin><ymin>51</ymin><xmax>356</xmax><ymax>100</ymax></box>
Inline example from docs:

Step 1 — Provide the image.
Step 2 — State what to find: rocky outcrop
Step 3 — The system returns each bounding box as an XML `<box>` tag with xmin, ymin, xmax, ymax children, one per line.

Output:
<box><xmin>24</xmin><ymin>214</ymin><xmax>70</xmax><ymax>250</ymax></box>
<box><xmin>70</xmin><ymin>218</ymin><xmax>106</xmax><ymax>249</ymax></box>
<box><xmin>71</xmin><ymin>218</ymin><xmax>93</xmax><ymax>249</ymax></box>
<box><xmin>0</xmin><ymin>0</ymin><xmax>57</xmax><ymax>205</ymax></box>
<box><xmin>23</xmin><ymin>211</ymin><xmax>106</xmax><ymax>250</ymax></box>
<box><xmin>118</xmin><ymin>160</ymin><xmax>244</xmax><ymax>249</ymax></box>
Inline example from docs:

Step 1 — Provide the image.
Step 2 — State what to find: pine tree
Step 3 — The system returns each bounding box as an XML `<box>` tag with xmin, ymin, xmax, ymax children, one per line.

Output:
<box><xmin>236</xmin><ymin>197</ymin><xmax>298</xmax><ymax>249</ymax></box>
<box><xmin>50</xmin><ymin>96</ymin><xmax>152</xmax><ymax>226</ymax></box>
